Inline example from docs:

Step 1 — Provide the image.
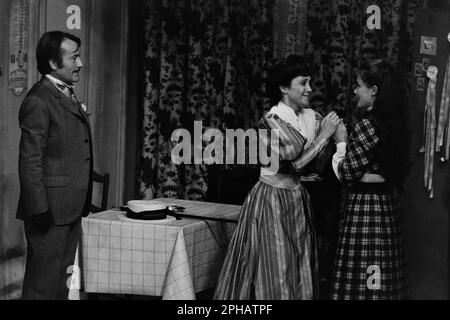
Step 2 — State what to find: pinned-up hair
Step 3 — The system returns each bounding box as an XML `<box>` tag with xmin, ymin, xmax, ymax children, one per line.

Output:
<box><xmin>266</xmin><ymin>55</ymin><xmax>311</xmax><ymax>106</ymax></box>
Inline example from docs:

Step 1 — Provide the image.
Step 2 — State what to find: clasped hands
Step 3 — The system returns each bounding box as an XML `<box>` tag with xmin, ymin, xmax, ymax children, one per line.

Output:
<box><xmin>319</xmin><ymin>111</ymin><xmax>348</xmax><ymax>143</ymax></box>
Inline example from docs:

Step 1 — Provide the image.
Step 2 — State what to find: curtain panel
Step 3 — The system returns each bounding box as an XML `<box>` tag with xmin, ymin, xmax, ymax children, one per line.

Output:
<box><xmin>138</xmin><ymin>0</ymin><xmax>426</xmax><ymax>200</ymax></box>
<box><xmin>139</xmin><ymin>0</ymin><xmax>274</xmax><ymax>200</ymax></box>
<box><xmin>305</xmin><ymin>0</ymin><xmax>426</xmax><ymax>118</ymax></box>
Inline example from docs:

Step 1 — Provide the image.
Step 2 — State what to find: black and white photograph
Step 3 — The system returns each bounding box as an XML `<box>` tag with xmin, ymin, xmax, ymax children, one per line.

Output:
<box><xmin>1</xmin><ymin>0</ymin><xmax>450</xmax><ymax>306</ymax></box>
<box><xmin>417</xmin><ymin>77</ymin><xmax>426</xmax><ymax>92</ymax></box>
<box><xmin>420</xmin><ymin>35</ymin><xmax>438</xmax><ymax>55</ymax></box>
<box><xmin>422</xmin><ymin>57</ymin><xmax>431</xmax><ymax>71</ymax></box>
<box><xmin>415</xmin><ymin>62</ymin><xmax>425</xmax><ymax>76</ymax></box>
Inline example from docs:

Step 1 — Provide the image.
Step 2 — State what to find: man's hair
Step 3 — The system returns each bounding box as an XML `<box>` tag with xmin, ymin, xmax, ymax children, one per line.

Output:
<box><xmin>36</xmin><ymin>31</ymin><xmax>81</xmax><ymax>75</ymax></box>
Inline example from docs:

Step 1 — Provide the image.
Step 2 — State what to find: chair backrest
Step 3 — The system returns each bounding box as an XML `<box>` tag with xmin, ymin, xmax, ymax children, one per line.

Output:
<box><xmin>90</xmin><ymin>171</ymin><xmax>110</xmax><ymax>213</ymax></box>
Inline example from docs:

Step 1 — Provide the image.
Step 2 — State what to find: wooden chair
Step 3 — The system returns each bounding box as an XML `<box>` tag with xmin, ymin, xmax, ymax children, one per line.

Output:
<box><xmin>90</xmin><ymin>171</ymin><xmax>110</xmax><ymax>213</ymax></box>
<box><xmin>84</xmin><ymin>170</ymin><xmax>110</xmax><ymax>300</ymax></box>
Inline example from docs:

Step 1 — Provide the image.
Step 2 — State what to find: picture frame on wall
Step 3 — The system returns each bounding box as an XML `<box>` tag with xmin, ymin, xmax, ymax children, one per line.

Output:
<box><xmin>415</xmin><ymin>63</ymin><xmax>424</xmax><ymax>76</ymax></box>
<box><xmin>422</xmin><ymin>58</ymin><xmax>431</xmax><ymax>71</ymax></box>
<box><xmin>417</xmin><ymin>77</ymin><xmax>425</xmax><ymax>92</ymax></box>
<box><xmin>420</xmin><ymin>36</ymin><xmax>437</xmax><ymax>55</ymax></box>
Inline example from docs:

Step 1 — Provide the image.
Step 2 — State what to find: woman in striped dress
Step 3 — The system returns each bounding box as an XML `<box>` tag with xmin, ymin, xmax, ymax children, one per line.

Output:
<box><xmin>330</xmin><ymin>59</ymin><xmax>408</xmax><ymax>300</ymax></box>
<box><xmin>214</xmin><ymin>55</ymin><xmax>340</xmax><ymax>300</ymax></box>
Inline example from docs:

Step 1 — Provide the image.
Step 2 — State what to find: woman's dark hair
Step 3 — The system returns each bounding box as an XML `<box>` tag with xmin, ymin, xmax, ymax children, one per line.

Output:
<box><xmin>266</xmin><ymin>55</ymin><xmax>311</xmax><ymax>106</ymax></box>
<box><xmin>36</xmin><ymin>31</ymin><xmax>81</xmax><ymax>75</ymax></box>
<box><xmin>358</xmin><ymin>59</ymin><xmax>409</xmax><ymax>188</ymax></box>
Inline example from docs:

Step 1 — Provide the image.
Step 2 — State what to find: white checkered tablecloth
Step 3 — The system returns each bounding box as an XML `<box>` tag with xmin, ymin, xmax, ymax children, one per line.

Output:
<box><xmin>78</xmin><ymin>199</ymin><xmax>240</xmax><ymax>300</ymax></box>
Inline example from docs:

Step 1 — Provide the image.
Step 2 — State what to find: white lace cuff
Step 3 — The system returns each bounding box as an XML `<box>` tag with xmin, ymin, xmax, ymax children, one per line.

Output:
<box><xmin>332</xmin><ymin>142</ymin><xmax>347</xmax><ymax>181</ymax></box>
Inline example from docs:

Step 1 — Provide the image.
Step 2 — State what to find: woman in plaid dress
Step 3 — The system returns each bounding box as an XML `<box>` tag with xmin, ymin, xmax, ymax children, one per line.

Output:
<box><xmin>214</xmin><ymin>55</ymin><xmax>340</xmax><ymax>300</ymax></box>
<box><xmin>330</xmin><ymin>60</ymin><xmax>408</xmax><ymax>299</ymax></box>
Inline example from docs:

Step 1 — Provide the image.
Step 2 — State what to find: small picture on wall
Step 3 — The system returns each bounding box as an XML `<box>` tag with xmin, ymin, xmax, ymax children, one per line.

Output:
<box><xmin>417</xmin><ymin>77</ymin><xmax>425</xmax><ymax>92</ymax></box>
<box><xmin>422</xmin><ymin>58</ymin><xmax>431</xmax><ymax>71</ymax></box>
<box><xmin>415</xmin><ymin>63</ymin><xmax>424</xmax><ymax>76</ymax></box>
<box><xmin>420</xmin><ymin>36</ymin><xmax>437</xmax><ymax>55</ymax></box>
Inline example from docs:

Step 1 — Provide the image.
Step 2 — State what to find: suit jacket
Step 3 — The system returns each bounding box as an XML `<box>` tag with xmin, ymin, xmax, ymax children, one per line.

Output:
<box><xmin>17</xmin><ymin>76</ymin><xmax>93</xmax><ymax>225</ymax></box>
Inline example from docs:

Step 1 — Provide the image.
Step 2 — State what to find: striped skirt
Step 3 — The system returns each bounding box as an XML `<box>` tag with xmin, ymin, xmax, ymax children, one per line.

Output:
<box><xmin>330</xmin><ymin>190</ymin><xmax>407</xmax><ymax>300</ymax></box>
<box><xmin>214</xmin><ymin>179</ymin><xmax>319</xmax><ymax>300</ymax></box>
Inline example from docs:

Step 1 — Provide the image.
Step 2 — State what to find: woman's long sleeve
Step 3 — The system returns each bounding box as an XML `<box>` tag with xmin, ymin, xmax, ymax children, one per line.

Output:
<box><xmin>336</xmin><ymin>118</ymin><xmax>379</xmax><ymax>185</ymax></box>
<box><xmin>292</xmin><ymin>111</ymin><xmax>330</xmax><ymax>172</ymax></box>
<box><xmin>291</xmin><ymin>135</ymin><xmax>329</xmax><ymax>172</ymax></box>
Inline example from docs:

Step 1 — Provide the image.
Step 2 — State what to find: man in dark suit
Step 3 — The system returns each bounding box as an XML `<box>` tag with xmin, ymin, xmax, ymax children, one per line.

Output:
<box><xmin>17</xmin><ymin>31</ymin><xmax>93</xmax><ymax>299</ymax></box>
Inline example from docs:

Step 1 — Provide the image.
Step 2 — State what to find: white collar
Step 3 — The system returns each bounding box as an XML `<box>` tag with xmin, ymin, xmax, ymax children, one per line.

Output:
<box><xmin>277</xmin><ymin>101</ymin><xmax>298</xmax><ymax>117</ymax></box>
<box><xmin>45</xmin><ymin>74</ymin><xmax>72</xmax><ymax>89</ymax></box>
<box><xmin>268</xmin><ymin>102</ymin><xmax>302</xmax><ymax>132</ymax></box>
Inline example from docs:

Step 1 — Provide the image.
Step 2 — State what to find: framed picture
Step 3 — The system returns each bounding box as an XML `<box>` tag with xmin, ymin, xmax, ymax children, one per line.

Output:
<box><xmin>420</xmin><ymin>36</ymin><xmax>437</xmax><ymax>55</ymax></box>
<box><xmin>417</xmin><ymin>77</ymin><xmax>425</xmax><ymax>92</ymax></box>
<box><xmin>415</xmin><ymin>63</ymin><xmax>424</xmax><ymax>76</ymax></box>
<box><xmin>422</xmin><ymin>58</ymin><xmax>431</xmax><ymax>71</ymax></box>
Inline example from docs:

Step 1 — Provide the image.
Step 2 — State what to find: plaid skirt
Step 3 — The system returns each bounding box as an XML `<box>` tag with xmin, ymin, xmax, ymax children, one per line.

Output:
<box><xmin>330</xmin><ymin>189</ymin><xmax>407</xmax><ymax>300</ymax></box>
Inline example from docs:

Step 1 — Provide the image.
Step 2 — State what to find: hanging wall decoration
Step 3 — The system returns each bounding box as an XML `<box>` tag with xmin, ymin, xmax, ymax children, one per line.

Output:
<box><xmin>436</xmin><ymin>35</ymin><xmax>450</xmax><ymax>162</ymax></box>
<box><xmin>417</xmin><ymin>77</ymin><xmax>425</xmax><ymax>92</ymax></box>
<box><xmin>422</xmin><ymin>58</ymin><xmax>431</xmax><ymax>71</ymax></box>
<box><xmin>8</xmin><ymin>0</ymin><xmax>29</xmax><ymax>96</ymax></box>
<box><xmin>415</xmin><ymin>63</ymin><xmax>424</xmax><ymax>76</ymax></box>
<box><xmin>420</xmin><ymin>65</ymin><xmax>438</xmax><ymax>199</ymax></box>
<box><xmin>273</xmin><ymin>0</ymin><xmax>308</xmax><ymax>58</ymax></box>
<box><xmin>420</xmin><ymin>36</ymin><xmax>437</xmax><ymax>56</ymax></box>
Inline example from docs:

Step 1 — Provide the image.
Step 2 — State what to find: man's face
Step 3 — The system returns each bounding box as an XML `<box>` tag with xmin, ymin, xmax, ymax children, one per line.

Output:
<box><xmin>50</xmin><ymin>38</ymin><xmax>82</xmax><ymax>84</ymax></box>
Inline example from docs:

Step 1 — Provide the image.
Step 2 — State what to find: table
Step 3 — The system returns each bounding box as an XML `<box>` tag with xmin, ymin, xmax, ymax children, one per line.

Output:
<box><xmin>77</xmin><ymin>198</ymin><xmax>241</xmax><ymax>300</ymax></box>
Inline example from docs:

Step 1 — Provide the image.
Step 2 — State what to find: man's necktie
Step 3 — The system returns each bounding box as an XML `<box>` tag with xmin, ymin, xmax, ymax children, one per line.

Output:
<box><xmin>67</xmin><ymin>86</ymin><xmax>79</xmax><ymax>102</ymax></box>
<box><xmin>55</xmin><ymin>82</ymin><xmax>88</xmax><ymax>115</ymax></box>
<box><xmin>55</xmin><ymin>83</ymin><xmax>77</xmax><ymax>101</ymax></box>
